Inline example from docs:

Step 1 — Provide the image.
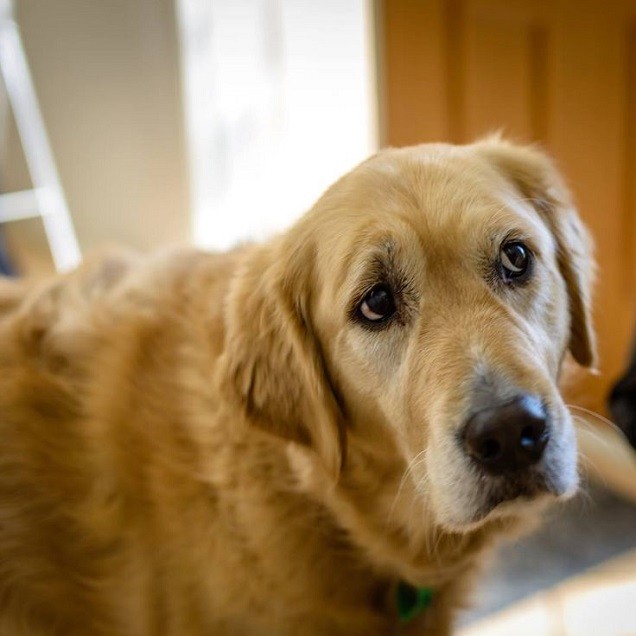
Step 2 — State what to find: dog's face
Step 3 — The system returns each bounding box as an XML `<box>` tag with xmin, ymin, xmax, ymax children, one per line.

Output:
<box><xmin>223</xmin><ymin>139</ymin><xmax>595</xmax><ymax>534</ymax></box>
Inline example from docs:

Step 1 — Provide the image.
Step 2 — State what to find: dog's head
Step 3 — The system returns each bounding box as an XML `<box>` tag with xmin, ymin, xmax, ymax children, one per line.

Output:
<box><xmin>221</xmin><ymin>138</ymin><xmax>595</xmax><ymax>533</ymax></box>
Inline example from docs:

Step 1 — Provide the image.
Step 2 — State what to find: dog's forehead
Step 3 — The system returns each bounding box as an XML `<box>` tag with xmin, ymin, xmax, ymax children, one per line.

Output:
<box><xmin>345</xmin><ymin>149</ymin><xmax>546</xmax><ymax>247</ymax></box>
<box><xmin>368</xmin><ymin>149</ymin><xmax>514</xmax><ymax>220</ymax></box>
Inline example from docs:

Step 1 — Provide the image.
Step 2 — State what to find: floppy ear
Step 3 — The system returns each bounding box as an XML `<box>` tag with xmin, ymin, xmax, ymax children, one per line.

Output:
<box><xmin>476</xmin><ymin>138</ymin><xmax>597</xmax><ymax>368</ymax></box>
<box><xmin>219</xmin><ymin>239</ymin><xmax>346</xmax><ymax>479</ymax></box>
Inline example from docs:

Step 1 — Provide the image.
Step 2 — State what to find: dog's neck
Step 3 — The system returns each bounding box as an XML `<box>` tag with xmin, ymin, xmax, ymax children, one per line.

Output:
<box><xmin>287</xmin><ymin>433</ymin><xmax>514</xmax><ymax>591</ymax></box>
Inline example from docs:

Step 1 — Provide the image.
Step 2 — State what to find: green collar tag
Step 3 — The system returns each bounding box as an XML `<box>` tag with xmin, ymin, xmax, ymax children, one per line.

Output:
<box><xmin>396</xmin><ymin>581</ymin><xmax>433</xmax><ymax>623</ymax></box>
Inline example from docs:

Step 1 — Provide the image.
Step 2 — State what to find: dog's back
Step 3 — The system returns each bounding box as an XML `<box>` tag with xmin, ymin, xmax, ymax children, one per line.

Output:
<box><xmin>0</xmin><ymin>250</ymin><xmax>237</xmax><ymax>634</ymax></box>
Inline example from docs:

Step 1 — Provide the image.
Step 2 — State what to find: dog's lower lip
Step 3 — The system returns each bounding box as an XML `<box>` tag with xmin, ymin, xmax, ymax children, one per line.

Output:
<box><xmin>485</xmin><ymin>472</ymin><xmax>554</xmax><ymax>510</ymax></box>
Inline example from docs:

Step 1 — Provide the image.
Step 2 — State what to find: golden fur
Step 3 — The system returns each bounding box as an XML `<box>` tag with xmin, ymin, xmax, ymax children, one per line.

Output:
<box><xmin>0</xmin><ymin>139</ymin><xmax>595</xmax><ymax>635</ymax></box>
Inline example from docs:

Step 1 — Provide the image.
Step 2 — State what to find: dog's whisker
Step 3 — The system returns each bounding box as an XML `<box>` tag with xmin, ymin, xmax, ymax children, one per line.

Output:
<box><xmin>567</xmin><ymin>404</ymin><xmax>626</xmax><ymax>437</ymax></box>
<box><xmin>385</xmin><ymin>450</ymin><xmax>428</xmax><ymax>528</ymax></box>
<box><xmin>571</xmin><ymin>420</ymin><xmax>607</xmax><ymax>483</ymax></box>
<box><xmin>574</xmin><ymin>483</ymin><xmax>594</xmax><ymax>511</ymax></box>
<box><xmin>576</xmin><ymin>453</ymin><xmax>606</xmax><ymax>485</ymax></box>
<box><xmin>395</xmin><ymin>473</ymin><xmax>429</xmax><ymax>542</ymax></box>
<box><xmin>409</xmin><ymin>471</ymin><xmax>439</xmax><ymax>559</ymax></box>
<box><xmin>571</xmin><ymin>414</ymin><xmax>606</xmax><ymax>444</ymax></box>
<box><xmin>570</xmin><ymin>413</ymin><xmax>621</xmax><ymax>455</ymax></box>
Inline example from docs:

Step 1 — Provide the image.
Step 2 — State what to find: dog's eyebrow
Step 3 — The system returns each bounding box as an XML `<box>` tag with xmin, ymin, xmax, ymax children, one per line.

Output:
<box><xmin>348</xmin><ymin>238</ymin><xmax>417</xmax><ymax>311</ymax></box>
<box><xmin>356</xmin><ymin>239</ymin><xmax>399</xmax><ymax>286</ymax></box>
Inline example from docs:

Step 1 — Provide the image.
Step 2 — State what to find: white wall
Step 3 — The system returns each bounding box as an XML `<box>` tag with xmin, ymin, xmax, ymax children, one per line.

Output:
<box><xmin>3</xmin><ymin>0</ymin><xmax>190</xmax><ymax>259</ymax></box>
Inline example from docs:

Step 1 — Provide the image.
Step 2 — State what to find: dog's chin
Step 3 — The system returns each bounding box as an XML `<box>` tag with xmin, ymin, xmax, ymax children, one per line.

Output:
<box><xmin>436</xmin><ymin>491</ymin><xmax>554</xmax><ymax>534</ymax></box>
<box><xmin>432</xmin><ymin>473</ymin><xmax>579</xmax><ymax>534</ymax></box>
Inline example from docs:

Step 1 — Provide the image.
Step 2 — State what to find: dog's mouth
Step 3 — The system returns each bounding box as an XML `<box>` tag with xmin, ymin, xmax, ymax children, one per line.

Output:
<box><xmin>490</xmin><ymin>469</ymin><xmax>556</xmax><ymax>503</ymax></box>
<box><xmin>471</xmin><ymin>468</ymin><xmax>571</xmax><ymax>524</ymax></box>
<box><xmin>428</xmin><ymin>464</ymin><xmax>571</xmax><ymax>533</ymax></box>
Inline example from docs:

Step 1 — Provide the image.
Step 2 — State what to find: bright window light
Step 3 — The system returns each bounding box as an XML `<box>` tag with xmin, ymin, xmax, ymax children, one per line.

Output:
<box><xmin>177</xmin><ymin>0</ymin><xmax>378</xmax><ymax>250</ymax></box>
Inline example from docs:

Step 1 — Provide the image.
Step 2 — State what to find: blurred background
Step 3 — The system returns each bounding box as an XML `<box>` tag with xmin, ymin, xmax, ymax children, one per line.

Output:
<box><xmin>1</xmin><ymin>1</ymin><xmax>635</xmax><ymax>633</ymax></box>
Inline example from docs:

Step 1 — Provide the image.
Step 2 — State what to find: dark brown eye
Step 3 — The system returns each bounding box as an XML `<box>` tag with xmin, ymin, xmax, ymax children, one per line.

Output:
<box><xmin>500</xmin><ymin>242</ymin><xmax>532</xmax><ymax>283</ymax></box>
<box><xmin>358</xmin><ymin>284</ymin><xmax>396</xmax><ymax>323</ymax></box>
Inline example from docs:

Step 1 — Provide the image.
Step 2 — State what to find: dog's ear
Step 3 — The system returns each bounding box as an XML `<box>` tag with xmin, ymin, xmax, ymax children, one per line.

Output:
<box><xmin>219</xmin><ymin>239</ymin><xmax>346</xmax><ymax>479</ymax></box>
<box><xmin>476</xmin><ymin>138</ymin><xmax>597</xmax><ymax>368</ymax></box>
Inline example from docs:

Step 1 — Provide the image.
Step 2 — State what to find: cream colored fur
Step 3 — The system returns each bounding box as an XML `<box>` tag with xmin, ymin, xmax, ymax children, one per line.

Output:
<box><xmin>0</xmin><ymin>139</ymin><xmax>595</xmax><ymax>635</ymax></box>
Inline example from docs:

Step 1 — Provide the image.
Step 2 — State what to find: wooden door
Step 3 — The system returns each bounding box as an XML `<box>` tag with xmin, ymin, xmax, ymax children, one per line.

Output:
<box><xmin>381</xmin><ymin>0</ymin><xmax>636</xmax><ymax>414</ymax></box>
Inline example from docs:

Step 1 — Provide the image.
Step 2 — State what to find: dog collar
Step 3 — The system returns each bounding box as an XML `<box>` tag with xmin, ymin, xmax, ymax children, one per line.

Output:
<box><xmin>395</xmin><ymin>580</ymin><xmax>433</xmax><ymax>623</ymax></box>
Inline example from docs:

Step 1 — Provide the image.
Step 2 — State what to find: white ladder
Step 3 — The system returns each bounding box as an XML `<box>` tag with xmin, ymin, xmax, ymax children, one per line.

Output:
<box><xmin>0</xmin><ymin>0</ymin><xmax>80</xmax><ymax>272</ymax></box>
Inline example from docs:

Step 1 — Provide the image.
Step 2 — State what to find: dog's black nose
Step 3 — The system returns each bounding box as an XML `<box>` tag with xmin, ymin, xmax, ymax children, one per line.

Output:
<box><xmin>463</xmin><ymin>394</ymin><xmax>549</xmax><ymax>474</ymax></box>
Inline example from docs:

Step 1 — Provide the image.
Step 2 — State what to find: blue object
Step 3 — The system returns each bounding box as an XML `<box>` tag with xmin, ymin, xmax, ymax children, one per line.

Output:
<box><xmin>0</xmin><ymin>230</ymin><xmax>15</xmax><ymax>276</ymax></box>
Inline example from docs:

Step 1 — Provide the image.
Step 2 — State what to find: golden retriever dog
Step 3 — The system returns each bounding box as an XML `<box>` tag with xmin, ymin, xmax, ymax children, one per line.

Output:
<box><xmin>0</xmin><ymin>138</ymin><xmax>595</xmax><ymax>635</ymax></box>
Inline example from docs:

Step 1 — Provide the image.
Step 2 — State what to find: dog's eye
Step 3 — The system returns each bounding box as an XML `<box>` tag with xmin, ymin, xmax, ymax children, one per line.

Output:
<box><xmin>499</xmin><ymin>242</ymin><xmax>532</xmax><ymax>283</ymax></box>
<box><xmin>358</xmin><ymin>284</ymin><xmax>396</xmax><ymax>323</ymax></box>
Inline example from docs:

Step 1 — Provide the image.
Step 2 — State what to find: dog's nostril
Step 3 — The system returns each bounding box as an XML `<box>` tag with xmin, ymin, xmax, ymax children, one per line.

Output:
<box><xmin>481</xmin><ymin>438</ymin><xmax>501</xmax><ymax>460</ymax></box>
<box><xmin>520</xmin><ymin>425</ymin><xmax>538</xmax><ymax>449</ymax></box>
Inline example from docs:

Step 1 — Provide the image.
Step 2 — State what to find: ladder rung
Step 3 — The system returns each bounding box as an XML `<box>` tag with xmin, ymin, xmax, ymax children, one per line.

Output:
<box><xmin>0</xmin><ymin>188</ymin><xmax>44</xmax><ymax>223</ymax></box>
